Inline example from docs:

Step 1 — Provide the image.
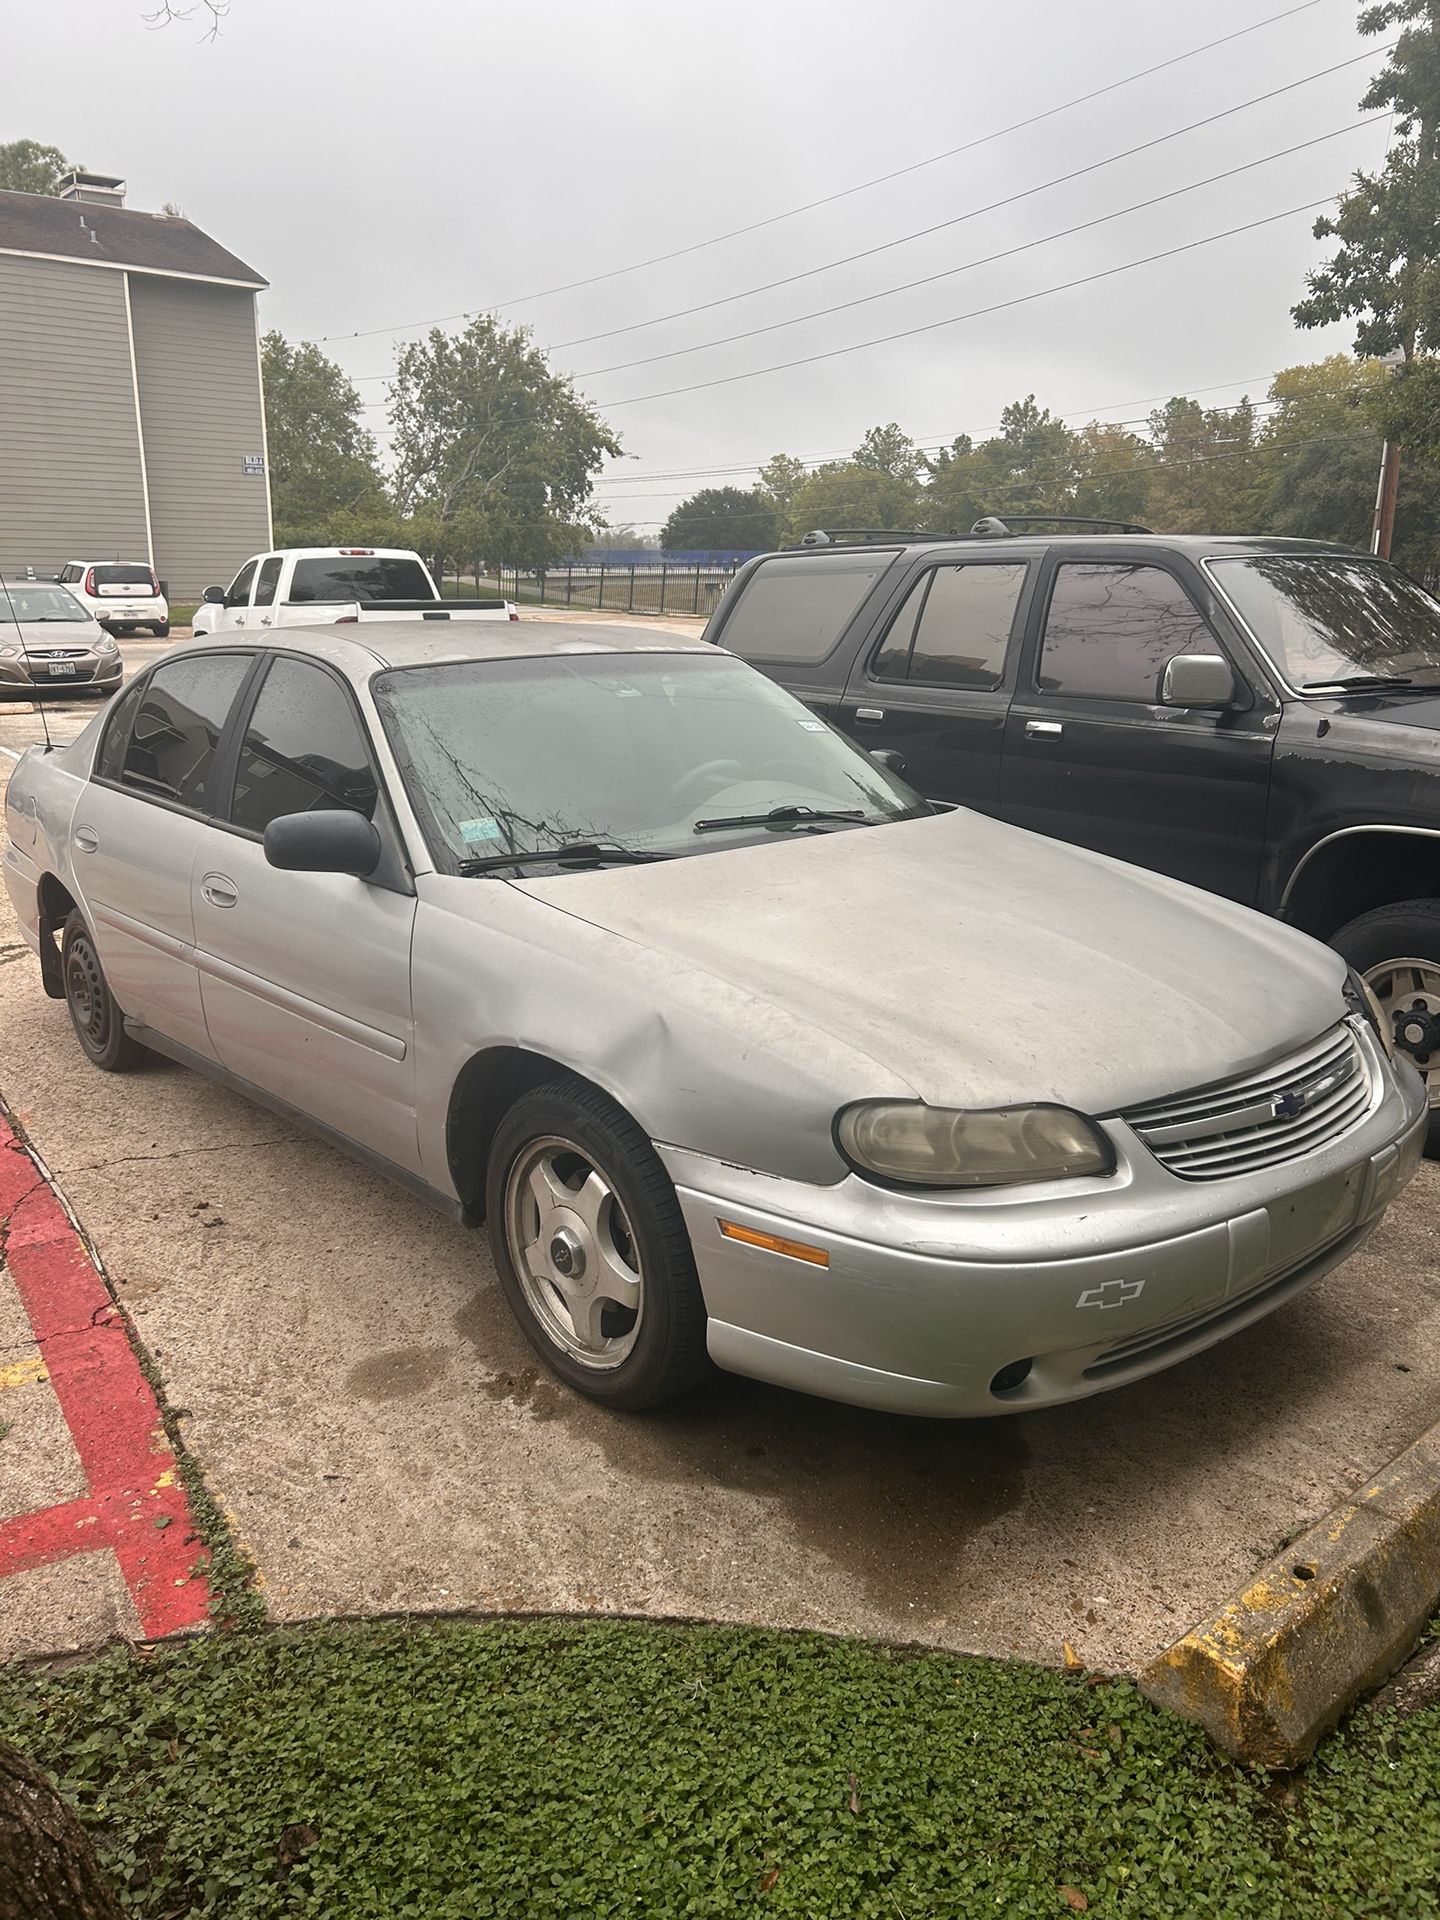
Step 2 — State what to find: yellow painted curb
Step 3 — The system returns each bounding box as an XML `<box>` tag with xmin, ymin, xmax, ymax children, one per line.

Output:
<box><xmin>1140</xmin><ymin>1421</ymin><xmax>1440</xmax><ymax>1768</ymax></box>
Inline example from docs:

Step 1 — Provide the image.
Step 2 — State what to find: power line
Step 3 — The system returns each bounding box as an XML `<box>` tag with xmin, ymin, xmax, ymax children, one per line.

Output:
<box><xmin>319</xmin><ymin>0</ymin><xmax>1327</xmax><ymax>350</ymax></box>
<box><xmin>572</xmin><ymin>120</ymin><xmax>1377</xmax><ymax>382</ymax></box>
<box><xmin>592</xmin><ymin>197</ymin><xmax>1340</xmax><ymax>409</ymax></box>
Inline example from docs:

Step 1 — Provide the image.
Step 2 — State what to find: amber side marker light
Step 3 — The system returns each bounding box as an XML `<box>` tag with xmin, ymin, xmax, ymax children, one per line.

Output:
<box><xmin>717</xmin><ymin>1220</ymin><xmax>830</xmax><ymax>1267</ymax></box>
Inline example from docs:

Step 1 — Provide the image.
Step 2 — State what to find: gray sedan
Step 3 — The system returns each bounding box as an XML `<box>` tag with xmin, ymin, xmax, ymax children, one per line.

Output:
<box><xmin>0</xmin><ymin>582</ymin><xmax>124</xmax><ymax>697</ymax></box>
<box><xmin>1</xmin><ymin>622</ymin><xmax>1427</xmax><ymax>1415</ymax></box>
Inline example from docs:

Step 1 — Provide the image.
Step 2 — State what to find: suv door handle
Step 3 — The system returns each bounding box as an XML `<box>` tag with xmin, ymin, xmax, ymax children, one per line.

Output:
<box><xmin>201</xmin><ymin>873</ymin><xmax>238</xmax><ymax>909</ymax></box>
<box><xmin>1025</xmin><ymin>720</ymin><xmax>1064</xmax><ymax>738</ymax></box>
<box><xmin>73</xmin><ymin>825</ymin><xmax>99</xmax><ymax>853</ymax></box>
<box><xmin>853</xmin><ymin>706</ymin><xmax>885</xmax><ymax>723</ymax></box>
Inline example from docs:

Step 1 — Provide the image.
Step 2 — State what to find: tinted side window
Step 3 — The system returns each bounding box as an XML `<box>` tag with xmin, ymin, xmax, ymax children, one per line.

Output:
<box><xmin>1038</xmin><ymin>564</ymin><xmax>1214</xmax><ymax>702</ymax></box>
<box><xmin>252</xmin><ymin>556</ymin><xmax>283</xmax><ymax>607</ymax></box>
<box><xmin>910</xmin><ymin>564</ymin><xmax>1026</xmax><ymax>688</ymax></box>
<box><xmin>117</xmin><ymin>655</ymin><xmax>250</xmax><ymax>810</ymax></box>
<box><xmin>226</xmin><ymin>560</ymin><xmax>258</xmax><ymax>607</ymax></box>
<box><xmin>229</xmin><ymin>657</ymin><xmax>378</xmax><ymax>836</ymax></box>
<box><xmin>94</xmin><ymin>680</ymin><xmax>144</xmax><ymax>783</ymax></box>
<box><xmin>718</xmin><ymin>551</ymin><xmax>895</xmax><ymax>665</ymax></box>
<box><xmin>870</xmin><ymin>572</ymin><xmax>929</xmax><ymax>680</ymax></box>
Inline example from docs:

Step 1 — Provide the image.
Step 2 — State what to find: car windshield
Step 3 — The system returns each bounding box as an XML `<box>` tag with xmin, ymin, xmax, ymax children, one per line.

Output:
<box><xmin>372</xmin><ymin>650</ymin><xmax>926</xmax><ymax>869</ymax></box>
<box><xmin>289</xmin><ymin>557</ymin><xmax>433</xmax><ymax>604</ymax></box>
<box><xmin>1209</xmin><ymin>555</ymin><xmax>1440</xmax><ymax>688</ymax></box>
<box><xmin>0</xmin><ymin>583</ymin><xmax>91</xmax><ymax>624</ymax></box>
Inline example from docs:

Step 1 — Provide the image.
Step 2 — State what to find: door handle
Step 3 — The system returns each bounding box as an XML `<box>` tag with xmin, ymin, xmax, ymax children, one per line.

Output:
<box><xmin>1025</xmin><ymin>720</ymin><xmax>1064</xmax><ymax>738</ymax></box>
<box><xmin>853</xmin><ymin>707</ymin><xmax>885</xmax><ymax>723</ymax></box>
<box><xmin>73</xmin><ymin>825</ymin><xmax>99</xmax><ymax>853</ymax></box>
<box><xmin>201</xmin><ymin>873</ymin><xmax>238</xmax><ymax>909</ymax></box>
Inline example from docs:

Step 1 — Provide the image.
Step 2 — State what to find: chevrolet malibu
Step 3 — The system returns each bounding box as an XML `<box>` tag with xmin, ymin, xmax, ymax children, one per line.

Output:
<box><xmin>1</xmin><ymin>623</ymin><xmax>1427</xmax><ymax>1415</ymax></box>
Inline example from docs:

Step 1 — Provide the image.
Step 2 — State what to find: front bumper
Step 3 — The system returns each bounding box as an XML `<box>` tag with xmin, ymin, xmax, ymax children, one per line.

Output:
<box><xmin>660</xmin><ymin>1023</ymin><xmax>1427</xmax><ymax>1417</ymax></box>
<box><xmin>0</xmin><ymin>653</ymin><xmax>122</xmax><ymax>691</ymax></box>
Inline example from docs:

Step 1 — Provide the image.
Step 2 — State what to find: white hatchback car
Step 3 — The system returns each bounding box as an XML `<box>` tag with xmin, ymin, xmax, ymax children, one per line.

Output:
<box><xmin>56</xmin><ymin>562</ymin><xmax>169</xmax><ymax>637</ymax></box>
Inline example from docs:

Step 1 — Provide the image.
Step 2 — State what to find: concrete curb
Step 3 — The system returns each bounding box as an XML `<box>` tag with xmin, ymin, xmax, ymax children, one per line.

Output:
<box><xmin>1140</xmin><ymin>1419</ymin><xmax>1440</xmax><ymax>1768</ymax></box>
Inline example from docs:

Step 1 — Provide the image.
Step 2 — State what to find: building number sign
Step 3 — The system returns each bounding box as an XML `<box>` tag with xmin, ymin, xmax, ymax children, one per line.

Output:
<box><xmin>242</xmin><ymin>454</ymin><xmax>265</xmax><ymax>475</ymax></box>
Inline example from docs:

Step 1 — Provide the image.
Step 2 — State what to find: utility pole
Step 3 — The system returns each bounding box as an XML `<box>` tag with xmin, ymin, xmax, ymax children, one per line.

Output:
<box><xmin>1371</xmin><ymin>439</ymin><xmax>1401</xmax><ymax>559</ymax></box>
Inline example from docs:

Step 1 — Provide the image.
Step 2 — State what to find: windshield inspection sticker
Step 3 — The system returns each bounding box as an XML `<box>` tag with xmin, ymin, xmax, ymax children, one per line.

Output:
<box><xmin>797</xmin><ymin>719</ymin><xmax>827</xmax><ymax>731</ymax></box>
<box><xmin>458</xmin><ymin>817</ymin><xmax>504</xmax><ymax>844</ymax></box>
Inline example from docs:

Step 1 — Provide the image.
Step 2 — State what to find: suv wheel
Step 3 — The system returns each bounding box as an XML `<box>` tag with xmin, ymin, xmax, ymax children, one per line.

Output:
<box><xmin>1333</xmin><ymin>899</ymin><xmax>1440</xmax><ymax>1154</ymax></box>
<box><xmin>486</xmin><ymin>1078</ymin><xmax>710</xmax><ymax>1409</ymax></box>
<box><xmin>61</xmin><ymin>911</ymin><xmax>145</xmax><ymax>1072</ymax></box>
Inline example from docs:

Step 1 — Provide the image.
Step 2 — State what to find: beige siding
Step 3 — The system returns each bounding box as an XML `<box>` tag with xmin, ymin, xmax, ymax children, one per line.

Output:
<box><xmin>0</xmin><ymin>255</ymin><xmax>150</xmax><ymax>579</ymax></box>
<box><xmin>128</xmin><ymin>273</ymin><xmax>271</xmax><ymax>595</ymax></box>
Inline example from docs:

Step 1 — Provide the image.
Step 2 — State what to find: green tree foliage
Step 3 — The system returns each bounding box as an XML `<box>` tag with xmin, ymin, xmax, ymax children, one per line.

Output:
<box><xmin>260</xmin><ymin>332</ymin><xmax>388</xmax><ymax>546</ymax></box>
<box><xmin>1294</xmin><ymin>0</ymin><xmax>1440</xmax><ymax>459</ymax></box>
<box><xmin>1144</xmin><ymin>397</ymin><xmax>1263</xmax><ymax>533</ymax></box>
<box><xmin>921</xmin><ymin>398</ymin><xmax>1079</xmax><ymax>531</ymax></box>
<box><xmin>389</xmin><ymin>314</ymin><xmax>621</xmax><ymax>570</ymax></box>
<box><xmin>661</xmin><ymin>486</ymin><xmax>777</xmax><ymax>551</ymax></box>
<box><xmin>786</xmin><ymin>463</ymin><xmax>920</xmax><ymax>541</ymax></box>
<box><xmin>1071</xmin><ymin>422</ymin><xmax>1154</xmax><ymax>525</ymax></box>
<box><xmin>0</xmin><ymin>139</ymin><xmax>75</xmax><ymax>195</ymax></box>
<box><xmin>756</xmin><ymin>453</ymin><xmax>810</xmax><ymax>520</ymax></box>
<box><xmin>853</xmin><ymin>421</ymin><xmax>921</xmax><ymax>481</ymax></box>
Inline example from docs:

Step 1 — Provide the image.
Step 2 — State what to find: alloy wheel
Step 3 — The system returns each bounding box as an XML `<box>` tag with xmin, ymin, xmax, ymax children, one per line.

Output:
<box><xmin>1364</xmin><ymin>956</ymin><xmax>1440</xmax><ymax>1108</ymax></box>
<box><xmin>502</xmin><ymin>1135</ymin><xmax>645</xmax><ymax>1370</ymax></box>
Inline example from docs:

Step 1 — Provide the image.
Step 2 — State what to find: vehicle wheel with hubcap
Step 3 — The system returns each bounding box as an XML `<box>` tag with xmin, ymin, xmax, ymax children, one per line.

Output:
<box><xmin>486</xmin><ymin>1078</ymin><xmax>710</xmax><ymax>1408</ymax></box>
<box><xmin>1333</xmin><ymin>898</ymin><xmax>1440</xmax><ymax>1154</ymax></box>
<box><xmin>61</xmin><ymin>911</ymin><xmax>145</xmax><ymax>1072</ymax></box>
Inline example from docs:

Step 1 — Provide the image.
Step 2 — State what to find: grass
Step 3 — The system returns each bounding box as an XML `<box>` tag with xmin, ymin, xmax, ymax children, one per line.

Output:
<box><xmin>4</xmin><ymin>1616</ymin><xmax>1440</xmax><ymax>1917</ymax></box>
<box><xmin>167</xmin><ymin>602</ymin><xmax>198</xmax><ymax>628</ymax></box>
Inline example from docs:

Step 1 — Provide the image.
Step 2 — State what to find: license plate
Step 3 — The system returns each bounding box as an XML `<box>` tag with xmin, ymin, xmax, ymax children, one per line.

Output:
<box><xmin>45</xmin><ymin>661</ymin><xmax>77</xmax><ymax>677</ymax></box>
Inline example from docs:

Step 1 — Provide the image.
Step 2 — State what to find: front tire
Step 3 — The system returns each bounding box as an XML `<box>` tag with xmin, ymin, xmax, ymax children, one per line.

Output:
<box><xmin>61</xmin><ymin>911</ymin><xmax>145</xmax><ymax>1072</ymax></box>
<box><xmin>1333</xmin><ymin>898</ymin><xmax>1440</xmax><ymax>1154</ymax></box>
<box><xmin>485</xmin><ymin>1079</ymin><xmax>710</xmax><ymax>1409</ymax></box>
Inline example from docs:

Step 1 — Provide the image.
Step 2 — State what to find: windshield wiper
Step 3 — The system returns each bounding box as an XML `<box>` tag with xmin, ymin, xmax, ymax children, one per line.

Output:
<box><xmin>1301</xmin><ymin>673</ymin><xmax>1423</xmax><ymax>692</ymax></box>
<box><xmin>693</xmin><ymin>804</ymin><xmax>869</xmax><ymax>835</ymax></box>
<box><xmin>457</xmin><ymin>841</ymin><xmax>666</xmax><ymax>875</ymax></box>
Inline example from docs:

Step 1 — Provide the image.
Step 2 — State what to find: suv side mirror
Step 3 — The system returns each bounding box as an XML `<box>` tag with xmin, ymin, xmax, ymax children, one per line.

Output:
<box><xmin>264</xmin><ymin>810</ymin><xmax>381</xmax><ymax>879</ymax></box>
<box><xmin>201</xmin><ymin>585</ymin><xmax>226</xmax><ymax>605</ymax></box>
<box><xmin>1161</xmin><ymin>654</ymin><xmax>1236</xmax><ymax>709</ymax></box>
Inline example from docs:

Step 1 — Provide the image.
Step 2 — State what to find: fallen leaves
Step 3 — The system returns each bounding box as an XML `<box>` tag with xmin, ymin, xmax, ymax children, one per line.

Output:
<box><xmin>1059</xmin><ymin>1886</ymin><xmax>1089</xmax><ymax>1911</ymax></box>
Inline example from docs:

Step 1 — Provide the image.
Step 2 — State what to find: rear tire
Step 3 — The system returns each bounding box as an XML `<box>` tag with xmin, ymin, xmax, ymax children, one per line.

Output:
<box><xmin>485</xmin><ymin>1078</ymin><xmax>710</xmax><ymax>1409</ymax></box>
<box><xmin>152</xmin><ymin>622</ymin><xmax>170</xmax><ymax>638</ymax></box>
<box><xmin>61</xmin><ymin>911</ymin><xmax>145</xmax><ymax>1072</ymax></box>
<box><xmin>1332</xmin><ymin>898</ymin><xmax>1440</xmax><ymax>1155</ymax></box>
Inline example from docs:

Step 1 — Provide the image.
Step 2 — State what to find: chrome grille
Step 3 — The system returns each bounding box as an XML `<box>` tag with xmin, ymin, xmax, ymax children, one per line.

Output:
<box><xmin>1121</xmin><ymin>1024</ymin><xmax>1372</xmax><ymax>1181</ymax></box>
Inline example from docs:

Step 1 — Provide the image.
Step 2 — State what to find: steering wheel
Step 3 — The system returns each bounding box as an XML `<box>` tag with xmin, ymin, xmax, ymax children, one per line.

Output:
<box><xmin>670</xmin><ymin>758</ymin><xmax>747</xmax><ymax>808</ymax></box>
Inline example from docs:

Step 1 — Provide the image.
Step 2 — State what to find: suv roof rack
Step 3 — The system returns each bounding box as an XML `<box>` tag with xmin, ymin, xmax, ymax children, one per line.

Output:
<box><xmin>970</xmin><ymin>514</ymin><xmax>1154</xmax><ymax>537</ymax></box>
<box><xmin>789</xmin><ymin>528</ymin><xmax>959</xmax><ymax>549</ymax></box>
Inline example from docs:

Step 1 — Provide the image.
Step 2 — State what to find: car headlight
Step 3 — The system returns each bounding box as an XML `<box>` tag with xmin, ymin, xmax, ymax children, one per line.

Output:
<box><xmin>835</xmin><ymin>1100</ymin><xmax>1116</xmax><ymax>1188</ymax></box>
<box><xmin>95</xmin><ymin>636</ymin><xmax>118</xmax><ymax>655</ymax></box>
<box><xmin>0</xmin><ymin>643</ymin><xmax>18</xmax><ymax>659</ymax></box>
<box><xmin>1345</xmin><ymin>966</ymin><xmax>1395</xmax><ymax>1061</ymax></box>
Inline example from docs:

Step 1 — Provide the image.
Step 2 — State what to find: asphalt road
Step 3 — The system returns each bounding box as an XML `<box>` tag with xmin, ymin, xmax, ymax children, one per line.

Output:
<box><xmin>2</xmin><ymin>630</ymin><xmax>1439</xmax><ymax>1670</ymax></box>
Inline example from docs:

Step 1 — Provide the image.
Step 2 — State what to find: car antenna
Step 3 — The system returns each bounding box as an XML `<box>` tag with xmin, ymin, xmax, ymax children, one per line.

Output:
<box><xmin>0</xmin><ymin>565</ymin><xmax>55</xmax><ymax>753</ymax></box>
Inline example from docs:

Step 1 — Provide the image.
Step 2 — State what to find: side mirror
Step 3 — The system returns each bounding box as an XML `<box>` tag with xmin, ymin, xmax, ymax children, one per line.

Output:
<box><xmin>201</xmin><ymin>585</ymin><xmax>226</xmax><ymax>605</ymax></box>
<box><xmin>869</xmin><ymin>747</ymin><xmax>907</xmax><ymax>775</ymax></box>
<box><xmin>1161</xmin><ymin>654</ymin><xmax>1236</xmax><ymax>709</ymax></box>
<box><xmin>263</xmin><ymin>810</ymin><xmax>381</xmax><ymax>879</ymax></box>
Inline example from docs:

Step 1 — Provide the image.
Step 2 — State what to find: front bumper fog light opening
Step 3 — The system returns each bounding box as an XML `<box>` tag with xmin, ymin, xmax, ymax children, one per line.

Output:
<box><xmin>989</xmin><ymin>1357</ymin><xmax>1033</xmax><ymax>1396</ymax></box>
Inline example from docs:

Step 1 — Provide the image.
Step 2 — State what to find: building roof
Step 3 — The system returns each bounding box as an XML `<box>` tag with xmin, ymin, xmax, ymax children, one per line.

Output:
<box><xmin>0</xmin><ymin>189</ymin><xmax>266</xmax><ymax>289</ymax></box>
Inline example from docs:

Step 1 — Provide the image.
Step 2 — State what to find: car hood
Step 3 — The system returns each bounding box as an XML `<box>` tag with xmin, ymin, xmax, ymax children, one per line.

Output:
<box><xmin>6</xmin><ymin>620</ymin><xmax>101</xmax><ymax>645</ymax></box>
<box><xmin>517</xmin><ymin>808</ymin><xmax>1346</xmax><ymax>1115</ymax></box>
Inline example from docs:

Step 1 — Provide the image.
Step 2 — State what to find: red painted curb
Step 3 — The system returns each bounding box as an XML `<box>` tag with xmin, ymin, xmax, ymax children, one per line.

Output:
<box><xmin>0</xmin><ymin>1118</ymin><xmax>211</xmax><ymax>1635</ymax></box>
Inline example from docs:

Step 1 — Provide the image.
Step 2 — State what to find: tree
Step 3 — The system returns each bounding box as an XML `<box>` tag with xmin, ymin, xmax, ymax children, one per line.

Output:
<box><xmin>0</xmin><ymin>140</ymin><xmax>75</xmax><ymax>196</ymax></box>
<box><xmin>0</xmin><ymin>1738</ymin><xmax>123</xmax><ymax>1919</ymax></box>
<box><xmin>921</xmin><ymin>397</ymin><xmax>1080</xmax><ymax>531</ymax></box>
<box><xmin>785</xmin><ymin>462</ymin><xmax>919</xmax><ymax>540</ymax></box>
<box><xmin>260</xmin><ymin>332</ymin><xmax>388</xmax><ymax>546</ymax></box>
<box><xmin>1293</xmin><ymin>1</ymin><xmax>1440</xmax><ymax>461</ymax></box>
<box><xmin>1071</xmin><ymin>421</ymin><xmax>1154</xmax><ymax>525</ymax></box>
<box><xmin>661</xmin><ymin>486</ymin><xmax>777</xmax><ymax>552</ymax></box>
<box><xmin>389</xmin><ymin>315</ymin><xmax>621</xmax><ymax>570</ymax></box>
<box><xmin>853</xmin><ymin>422</ymin><xmax>921</xmax><ymax>481</ymax></box>
<box><xmin>756</xmin><ymin>453</ymin><xmax>809</xmax><ymax>520</ymax></box>
<box><xmin>1145</xmin><ymin>396</ymin><xmax>1263</xmax><ymax>532</ymax></box>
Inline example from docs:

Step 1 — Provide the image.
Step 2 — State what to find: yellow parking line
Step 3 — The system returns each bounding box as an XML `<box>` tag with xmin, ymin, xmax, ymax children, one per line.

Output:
<box><xmin>0</xmin><ymin>1355</ymin><xmax>49</xmax><ymax>1391</ymax></box>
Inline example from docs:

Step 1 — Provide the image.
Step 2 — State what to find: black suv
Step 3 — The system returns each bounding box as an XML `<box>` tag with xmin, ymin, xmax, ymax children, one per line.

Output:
<box><xmin>705</xmin><ymin>519</ymin><xmax>1440</xmax><ymax>1144</ymax></box>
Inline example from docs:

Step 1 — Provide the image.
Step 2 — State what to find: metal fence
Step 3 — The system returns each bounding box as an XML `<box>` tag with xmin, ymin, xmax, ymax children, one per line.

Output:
<box><xmin>477</xmin><ymin>563</ymin><xmax>742</xmax><ymax>619</ymax></box>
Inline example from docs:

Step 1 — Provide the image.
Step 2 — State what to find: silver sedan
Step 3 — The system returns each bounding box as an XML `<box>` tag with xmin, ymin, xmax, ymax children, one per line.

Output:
<box><xmin>2</xmin><ymin>623</ymin><xmax>1427</xmax><ymax>1415</ymax></box>
<box><xmin>0</xmin><ymin>582</ymin><xmax>124</xmax><ymax>698</ymax></box>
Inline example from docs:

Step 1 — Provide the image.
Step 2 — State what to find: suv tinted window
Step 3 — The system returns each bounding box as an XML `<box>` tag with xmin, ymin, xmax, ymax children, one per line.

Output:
<box><xmin>230</xmin><ymin>657</ymin><xmax>378</xmax><ymax>836</ymax></box>
<box><xmin>1038</xmin><ymin>564</ymin><xmax>1214</xmax><ymax>702</ymax></box>
<box><xmin>719</xmin><ymin>551</ymin><xmax>895</xmax><ymax>664</ymax></box>
<box><xmin>115</xmin><ymin>655</ymin><xmax>250</xmax><ymax>810</ymax></box>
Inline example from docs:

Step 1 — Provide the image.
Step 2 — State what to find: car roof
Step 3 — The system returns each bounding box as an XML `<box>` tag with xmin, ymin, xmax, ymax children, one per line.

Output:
<box><xmin>186</xmin><ymin>619</ymin><xmax>718</xmax><ymax>681</ymax></box>
<box><xmin>765</xmin><ymin>533</ymin><xmax>1363</xmax><ymax>562</ymax></box>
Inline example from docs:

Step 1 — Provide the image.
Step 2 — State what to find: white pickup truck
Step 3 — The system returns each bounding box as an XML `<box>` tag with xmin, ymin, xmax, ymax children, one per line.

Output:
<box><xmin>190</xmin><ymin>547</ymin><xmax>517</xmax><ymax>637</ymax></box>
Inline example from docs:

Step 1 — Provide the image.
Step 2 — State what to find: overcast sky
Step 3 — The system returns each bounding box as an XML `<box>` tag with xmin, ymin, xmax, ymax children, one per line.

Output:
<box><xmin>6</xmin><ymin>0</ymin><xmax>1387</xmax><ymax>530</ymax></box>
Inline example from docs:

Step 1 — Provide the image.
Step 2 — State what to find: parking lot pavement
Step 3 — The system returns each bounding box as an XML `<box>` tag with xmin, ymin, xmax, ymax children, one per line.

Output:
<box><xmin>3</xmin><ymin>759</ymin><xmax>1440</xmax><ymax>1673</ymax></box>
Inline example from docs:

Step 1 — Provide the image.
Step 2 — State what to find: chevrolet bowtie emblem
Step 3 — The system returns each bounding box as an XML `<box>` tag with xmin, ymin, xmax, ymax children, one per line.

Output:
<box><xmin>1076</xmin><ymin>1277</ymin><xmax>1146</xmax><ymax>1310</ymax></box>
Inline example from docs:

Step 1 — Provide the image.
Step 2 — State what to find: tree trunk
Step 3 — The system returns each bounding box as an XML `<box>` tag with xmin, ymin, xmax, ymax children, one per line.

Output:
<box><xmin>0</xmin><ymin>1741</ymin><xmax>123</xmax><ymax>1920</ymax></box>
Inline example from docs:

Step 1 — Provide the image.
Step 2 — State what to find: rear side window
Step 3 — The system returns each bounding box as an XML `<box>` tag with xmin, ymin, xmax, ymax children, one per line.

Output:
<box><xmin>112</xmin><ymin>655</ymin><xmax>250</xmax><ymax>810</ymax></box>
<box><xmin>94</xmin><ymin>681</ymin><xmax>144</xmax><ymax>784</ymax></box>
<box><xmin>1038</xmin><ymin>564</ymin><xmax>1214</xmax><ymax>702</ymax></box>
<box><xmin>229</xmin><ymin>657</ymin><xmax>378</xmax><ymax>836</ymax></box>
<box><xmin>717</xmin><ymin>551</ymin><xmax>895</xmax><ymax>664</ymax></box>
<box><xmin>873</xmin><ymin>564</ymin><xmax>1026</xmax><ymax>688</ymax></box>
<box><xmin>288</xmin><ymin>557</ymin><xmax>432</xmax><ymax>604</ymax></box>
